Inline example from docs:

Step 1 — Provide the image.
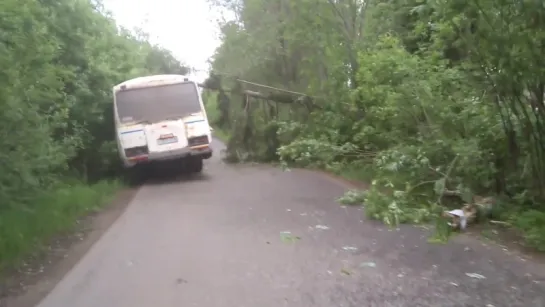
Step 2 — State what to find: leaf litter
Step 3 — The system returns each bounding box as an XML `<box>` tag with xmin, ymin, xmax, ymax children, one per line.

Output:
<box><xmin>465</xmin><ymin>272</ymin><xmax>486</xmax><ymax>279</ymax></box>
<box><xmin>280</xmin><ymin>231</ymin><xmax>301</xmax><ymax>243</ymax></box>
<box><xmin>360</xmin><ymin>261</ymin><xmax>377</xmax><ymax>268</ymax></box>
<box><xmin>342</xmin><ymin>246</ymin><xmax>358</xmax><ymax>252</ymax></box>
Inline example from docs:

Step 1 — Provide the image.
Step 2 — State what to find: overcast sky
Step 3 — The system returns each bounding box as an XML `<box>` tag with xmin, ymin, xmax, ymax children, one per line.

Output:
<box><xmin>103</xmin><ymin>0</ymin><xmax>226</xmax><ymax>83</ymax></box>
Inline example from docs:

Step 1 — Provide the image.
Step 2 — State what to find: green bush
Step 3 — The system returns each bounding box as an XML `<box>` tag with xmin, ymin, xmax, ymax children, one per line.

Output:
<box><xmin>515</xmin><ymin>210</ymin><xmax>545</xmax><ymax>252</ymax></box>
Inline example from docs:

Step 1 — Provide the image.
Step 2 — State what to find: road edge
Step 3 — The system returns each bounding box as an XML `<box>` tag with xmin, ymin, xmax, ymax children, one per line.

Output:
<box><xmin>0</xmin><ymin>187</ymin><xmax>139</xmax><ymax>307</ymax></box>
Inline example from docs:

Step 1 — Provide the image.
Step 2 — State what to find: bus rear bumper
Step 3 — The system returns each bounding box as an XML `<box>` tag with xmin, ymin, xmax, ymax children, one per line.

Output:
<box><xmin>123</xmin><ymin>145</ymin><xmax>212</xmax><ymax>168</ymax></box>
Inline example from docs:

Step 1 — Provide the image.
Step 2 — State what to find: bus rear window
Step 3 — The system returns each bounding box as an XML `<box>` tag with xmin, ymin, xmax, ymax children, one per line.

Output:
<box><xmin>115</xmin><ymin>82</ymin><xmax>201</xmax><ymax>124</ymax></box>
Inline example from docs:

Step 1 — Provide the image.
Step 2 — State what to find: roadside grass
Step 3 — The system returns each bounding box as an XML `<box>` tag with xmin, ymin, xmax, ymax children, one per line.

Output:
<box><xmin>0</xmin><ymin>180</ymin><xmax>121</xmax><ymax>274</ymax></box>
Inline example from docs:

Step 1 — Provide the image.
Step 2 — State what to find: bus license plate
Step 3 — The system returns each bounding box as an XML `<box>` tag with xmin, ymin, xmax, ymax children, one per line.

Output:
<box><xmin>157</xmin><ymin>136</ymin><xmax>178</xmax><ymax>145</ymax></box>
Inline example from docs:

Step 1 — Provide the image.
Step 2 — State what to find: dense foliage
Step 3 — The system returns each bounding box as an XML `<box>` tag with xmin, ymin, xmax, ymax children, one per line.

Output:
<box><xmin>204</xmin><ymin>0</ymin><xmax>545</xmax><ymax>250</ymax></box>
<box><xmin>0</xmin><ymin>0</ymin><xmax>187</xmax><ymax>271</ymax></box>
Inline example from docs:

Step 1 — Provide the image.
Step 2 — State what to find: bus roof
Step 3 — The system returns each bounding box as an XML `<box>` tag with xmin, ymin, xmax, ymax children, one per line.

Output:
<box><xmin>113</xmin><ymin>74</ymin><xmax>195</xmax><ymax>92</ymax></box>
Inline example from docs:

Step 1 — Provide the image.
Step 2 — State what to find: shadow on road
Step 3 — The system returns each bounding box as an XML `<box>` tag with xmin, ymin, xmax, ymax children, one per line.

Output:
<box><xmin>145</xmin><ymin>170</ymin><xmax>211</xmax><ymax>186</ymax></box>
<box><xmin>123</xmin><ymin>160</ymin><xmax>212</xmax><ymax>187</ymax></box>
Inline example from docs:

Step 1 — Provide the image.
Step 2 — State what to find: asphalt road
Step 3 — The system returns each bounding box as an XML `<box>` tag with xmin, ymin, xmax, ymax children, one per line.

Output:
<box><xmin>35</xmin><ymin>139</ymin><xmax>545</xmax><ymax>307</ymax></box>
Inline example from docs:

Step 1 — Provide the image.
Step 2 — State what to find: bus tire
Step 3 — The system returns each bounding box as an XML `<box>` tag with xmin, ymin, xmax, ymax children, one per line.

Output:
<box><xmin>189</xmin><ymin>157</ymin><xmax>203</xmax><ymax>173</ymax></box>
<box><xmin>126</xmin><ymin>164</ymin><xmax>148</xmax><ymax>186</ymax></box>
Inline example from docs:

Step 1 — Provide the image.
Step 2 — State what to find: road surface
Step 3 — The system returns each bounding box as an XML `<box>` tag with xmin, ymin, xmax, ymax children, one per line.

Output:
<box><xmin>34</xmin><ymin>139</ymin><xmax>545</xmax><ymax>307</ymax></box>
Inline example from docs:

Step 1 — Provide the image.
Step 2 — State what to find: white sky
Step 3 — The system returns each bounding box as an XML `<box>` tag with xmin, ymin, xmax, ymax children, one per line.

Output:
<box><xmin>103</xmin><ymin>0</ymin><xmax>225</xmax><ymax>83</ymax></box>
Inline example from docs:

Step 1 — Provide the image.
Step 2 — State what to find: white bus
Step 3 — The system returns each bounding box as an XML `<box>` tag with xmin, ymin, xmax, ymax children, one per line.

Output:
<box><xmin>113</xmin><ymin>74</ymin><xmax>213</xmax><ymax>174</ymax></box>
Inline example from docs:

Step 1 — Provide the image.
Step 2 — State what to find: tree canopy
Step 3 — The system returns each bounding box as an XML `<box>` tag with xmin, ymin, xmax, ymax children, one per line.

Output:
<box><xmin>203</xmin><ymin>0</ymin><xmax>545</xmax><ymax>249</ymax></box>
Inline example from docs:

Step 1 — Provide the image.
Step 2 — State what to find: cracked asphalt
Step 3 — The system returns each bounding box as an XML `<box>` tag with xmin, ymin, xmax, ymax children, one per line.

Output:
<box><xmin>34</xmin><ymin>139</ymin><xmax>545</xmax><ymax>307</ymax></box>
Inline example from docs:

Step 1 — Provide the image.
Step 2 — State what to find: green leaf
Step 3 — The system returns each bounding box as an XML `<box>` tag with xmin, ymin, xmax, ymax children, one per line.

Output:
<box><xmin>434</xmin><ymin>178</ymin><xmax>446</xmax><ymax>196</ymax></box>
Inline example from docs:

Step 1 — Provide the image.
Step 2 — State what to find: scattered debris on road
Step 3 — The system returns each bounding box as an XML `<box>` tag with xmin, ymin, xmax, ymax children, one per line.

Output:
<box><xmin>465</xmin><ymin>272</ymin><xmax>486</xmax><ymax>279</ymax></box>
<box><xmin>442</xmin><ymin>196</ymin><xmax>496</xmax><ymax>230</ymax></box>
<box><xmin>280</xmin><ymin>231</ymin><xmax>300</xmax><ymax>243</ymax></box>
<box><xmin>315</xmin><ymin>225</ymin><xmax>330</xmax><ymax>230</ymax></box>
<box><xmin>342</xmin><ymin>246</ymin><xmax>358</xmax><ymax>252</ymax></box>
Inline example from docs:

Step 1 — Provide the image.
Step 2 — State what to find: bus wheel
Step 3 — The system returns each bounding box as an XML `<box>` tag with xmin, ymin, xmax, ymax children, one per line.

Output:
<box><xmin>126</xmin><ymin>164</ymin><xmax>148</xmax><ymax>186</ymax></box>
<box><xmin>188</xmin><ymin>157</ymin><xmax>203</xmax><ymax>173</ymax></box>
